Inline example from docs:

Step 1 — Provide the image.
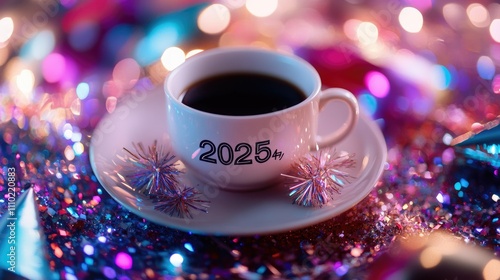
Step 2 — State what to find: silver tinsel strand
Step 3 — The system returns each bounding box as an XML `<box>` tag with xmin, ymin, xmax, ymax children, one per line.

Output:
<box><xmin>282</xmin><ymin>149</ymin><xmax>356</xmax><ymax>207</ymax></box>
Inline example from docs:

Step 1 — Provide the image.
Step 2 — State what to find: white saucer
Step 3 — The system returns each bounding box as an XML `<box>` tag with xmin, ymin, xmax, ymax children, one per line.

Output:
<box><xmin>89</xmin><ymin>87</ymin><xmax>387</xmax><ymax>235</ymax></box>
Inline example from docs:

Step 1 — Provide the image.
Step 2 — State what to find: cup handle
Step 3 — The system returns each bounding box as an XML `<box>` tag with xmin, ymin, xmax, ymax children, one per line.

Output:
<box><xmin>315</xmin><ymin>88</ymin><xmax>359</xmax><ymax>149</ymax></box>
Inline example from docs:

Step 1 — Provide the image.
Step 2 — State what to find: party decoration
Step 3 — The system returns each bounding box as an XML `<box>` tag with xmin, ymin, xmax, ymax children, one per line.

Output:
<box><xmin>152</xmin><ymin>186</ymin><xmax>210</xmax><ymax>219</ymax></box>
<box><xmin>451</xmin><ymin>117</ymin><xmax>500</xmax><ymax>167</ymax></box>
<box><xmin>0</xmin><ymin>187</ymin><xmax>55</xmax><ymax>280</ymax></box>
<box><xmin>119</xmin><ymin>140</ymin><xmax>182</xmax><ymax>195</ymax></box>
<box><xmin>116</xmin><ymin>140</ymin><xmax>210</xmax><ymax>219</ymax></box>
<box><xmin>281</xmin><ymin>149</ymin><xmax>356</xmax><ymax>207</ymax></box>
<box><xmin>451</xmin><ymin>116</ymin><xmax>500</xmax><ymax>146</ymax></box>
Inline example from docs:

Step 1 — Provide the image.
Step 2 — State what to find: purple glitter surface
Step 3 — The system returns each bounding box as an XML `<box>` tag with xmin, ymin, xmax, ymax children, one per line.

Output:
<box><xmin>0</xmin><ymin>0</ymin><xmax>499</xmax><ymax>279</ymax></box>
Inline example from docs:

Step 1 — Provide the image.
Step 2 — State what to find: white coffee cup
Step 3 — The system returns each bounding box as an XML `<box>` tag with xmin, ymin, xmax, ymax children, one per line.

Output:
<box><xmin>164</xmin><ymin>47</ymin><xmax>359</xmax><ymax>191</ymax></box>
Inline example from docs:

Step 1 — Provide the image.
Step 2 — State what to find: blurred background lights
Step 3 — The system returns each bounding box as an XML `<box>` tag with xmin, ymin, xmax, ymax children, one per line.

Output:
<box><xmin>83</xmin><ymin>244</ymin><xmax>94</xmax><ymax>255</ymax></box>
<box><xmin>343</xmin><ymin>19</ymin><xmax>362</xmax><ymax>41</ymax></box>
<box><xmin>115</xmin><ymin>252</ymin><xmax>133</xmax><ymax>270</ymax></box>
<box><xmin>0</xmin><ymin>17</ymin><xmax>14</xmax><ymax>43</ymax></box>
<box><xmin>365</xmin><ymin>71</ymin><xmax>390</xmax><ymax>98</ymax></box>
<box><xmin>20</xmin><ymin>30</ymin><xmax>56</xmax><ymax>60</ymax></box>
<box><xmin>356</xmin><ymin>22</ymin><xmax>378</xmax><ymax>45</ymax></box>
<box><xmin>76</xmin><ymin>82</ymin><xmax>90</xmax><ymax>99</ymax></box>
<box><xmin>68</xmin><ymin>22</ymin><xmax>100</xmax><ymax>52</ymax></box>
<box><xmin>490</xmin><ymin>19</ymin><xmax>500</xmax><ymax>42</ymax></box>
<box><xmin>442</xmin><ymin>3</ymin><xmax>467</xmax><ymax>30</ymax></box>
<box><xmin>73</xmin><ymin>142</ymin><xmax>84</xmax><ymax>156</ymax></box>
<box><xmin>184</xmin><ymin>243</ymin><xmax>194</xmax><ymax>252</ymax></box>
<box><xmin>466</xmin><ymin>3</ymin><xmax>490</xmax><ymax>28</ymax></box>
<box><xmin>135</xmin><ymin>21</ymin><xmax>179</xmax><ymax>65</ymax></box>
<box><xmin>197</xmin><ymin>4</ymin><xmax>231</xmax><ymax>34</ymax></box>
<box><xmin>186</xmin><ymin>49</ymin><xmax>203</xmax><ymax>58</ymax></box>
<box><xmin>419</xmin><ymin>247</ymin><xmax>442</xmax><ymax>269</ymax></box>
<box><xmin>161</xmin><ymin>47</ymin><xmax>185</xmax><ymax>71</ymax></box>
<box><xmin>246</xmin><ymin>0</ymin><xmax>278</xmax><ymax>18</ymax></box>
<box><xmin>42</xmin><ymin>53</ymin><xmax>66</xmax><ymax>83</ymax></box>
<box><xmin>431</xmin><ymin>65</ymin><xmax>452</xmax><ymax>90</ymax></box>
<box><xmin>105</xmin><ymin>96</ymin><xmax>118</xmax><ymax>113</ymax></box>
<box><xmin>405</xmin><ymin>0</ymin><xmax>433</xmax><ymax>11</ymax></box>
<box><xmin>0</xmin><ymin>47</ymin><xmax>8</xmax><ymax>66</ymax></box>
<box><xmin>399</xmin><ymin>7</ymin><xmax>424</xmax><ymax>33</ymax></box>
<box><xmin>483</xmin><ymin>259</ymin><xmax>500</xmax><ymax>280</ymax></box>
<box><xmin>16</xmin><ymin>69</ymin><xmax>35</xmax><ymax>94</ymax></box>
<box><xmin>493</xmin><ymin>75</ymin><xmax>500</xmax><ymax>94</ymax></box>
<box><xmin>358</xmin><ymin>92</ymin><xmax>378</xmax><ymax>116</ymax></box>
<box><xmin>169</xmin><ymin>253</ymin><xmax>184</xmax><ymax>267</ymax></box>
<box><xmin>65</xmin><ymin>145</ymin><xmax>75</xmax><ymax>160</ymax></box>
<box><xmin>63</xmin><ymin>123</ymin><xmax>73</xmax><ymax>139</ymax></box>
<box><xmin>477</xmin><ymin>56</ymin><xmax>495</xmax><ymax>80</ymax></box>
<box><xmin>112</xmin><ymin>58</ymin><xmax>141</xmax><ymax>90</ymax></box>
<box><xmin>71</xmin><ymin>132</ymin><xmax>82</xmax><ymax>142</ymax></box>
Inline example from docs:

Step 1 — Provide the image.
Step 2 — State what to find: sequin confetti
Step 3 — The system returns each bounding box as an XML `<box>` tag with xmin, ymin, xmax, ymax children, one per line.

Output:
<box><xmin>119</xmin><ymin>141</ymin><xmax>182</xmax><ymax>195</ymax></box>
<box><xmin>282</xmin><ymin>149</ymin><xmax>356</xmax><ymax>207</ymax></box>
<box><xmin>152</xmin><ymin>186</ymin><xmax>210</xmax><ymax>219</ymax></box>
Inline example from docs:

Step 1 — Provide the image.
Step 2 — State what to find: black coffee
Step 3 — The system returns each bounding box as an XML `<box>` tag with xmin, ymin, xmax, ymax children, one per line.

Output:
<box><xmin>181</xmin><ymin>73</ymin><xmax>307</xmax><ymax>116</ymax></box>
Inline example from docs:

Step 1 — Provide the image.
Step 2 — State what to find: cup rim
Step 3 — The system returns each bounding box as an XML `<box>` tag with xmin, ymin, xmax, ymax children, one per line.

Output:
<box><xmin>164</xmin><ymin>47</ymin><xmax>322</xmax><ymax>120</ymax></box>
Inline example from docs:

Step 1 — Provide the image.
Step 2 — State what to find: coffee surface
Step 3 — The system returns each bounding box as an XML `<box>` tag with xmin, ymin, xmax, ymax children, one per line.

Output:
<box><xmin>181</xmin><ymin>73</ymin><xmax>307</xmax><ymax>116</ymax></box>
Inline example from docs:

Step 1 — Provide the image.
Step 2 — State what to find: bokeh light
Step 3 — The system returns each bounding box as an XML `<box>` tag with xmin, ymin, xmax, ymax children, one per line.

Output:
<box><xmin>112</xmin><ymin>58</ymin><xmax>141</xmax><ymax>89</ymax></box>
<box><xmin>343</xmin><ymin>19</ymin><xmax>362</xmax><ymax>41</ymax></box>
<box><xmin>358</xmin><ymin>92</ymin><xmax>378</xmax><ymax>116</ymax></box>
<box><xmin>42</xmin><ymin>53</ymin><xmax>66</xmax><ymax>83</ymax></box>
<box><xmin>64</xmin><ymin>145</ymin><xmax>75</xmax><ymax>161</ymax></box>
<box><xmin>134</xmin><ymin>21</ymin><xmax>180</xmax><ymax>65</ymax></box>
<box><xmin>106</xmin><ymin>96</ymin><xmax>118</xmax><ymax>113</ymax></box>
<box><xmin>20</xmin><ymin>30</ymin><xmax>56</xmax><ymax>60</ymax></box>
<box><xmin>399</xmin><ymin>7</ymin><xmax>424</xmax><ymax>33</ymax></box>
<box><xmin>477</xmin><ymin>56</ymin><xmax>495</xmax><ymax>80</ymax></box>
<box><xmin>186</xmin><ymin>49</ymin><xmax>203</xmax><ymax>58</ymax></box>
<box><xmin>492</xmin><ymin>75</ymin><xmax>500</xmax><ymax>94</ymax></box>
<box><xmin>246</xmin><ymin>0</ymin><xmax>278</xmax><ymax>18</ymax></box>
<box><xmin>169</xmin><ymin>253</ymin><xmax>184</xmax><ymax>267</ymax></box>
<box><xmin>76</xmin><ymin>82</ymin><xmax>90</xmax><ymax>100</ymax></box>
<box><xmin>115</xmin><ymin>252</ymin><xmax>133</xmax><ymax>270</ymax></box>
<box><xmin>405</xmin><ymin>0</ymin><xmax>433</xmax><ymax>11</ymax></box>
<box><xmin>83</xmin><ymin>245</ymin><xmax>94</xmax><ymax>255</ymax></box>
<box><xmin>466</xmin><ymin>3</ymin><xmax>490</xmax><ymax>28</ymax></box>
<box><xmin>0</xmin><ymin>17</ymin><xmax>14</xmax><ymax>44</ymax></box>
<box><xmin>16</xmin><ymin>69</ymin><xmax>35</xmax><ymax>94</ymax></box>
<box><xmin>197</xmin><ymin>4</ymin><xmax>231</xmax><ymax>34</ymax></box>
<box><xmin>73</xmin><ymin>142</ymin><xmax>84</xmax><ymax>155</ymax></box>
<box><xmin>490</xmin><ymin>19</ymin><xmax>500</xmax><ymax>43</ymax></box>
<box><xmin>419</xmin><ymin>247</ymin><xmax>442</xmax><ymax>269</ymax></box>
<box><xmin>63</xmin><ymin>123</ymin><xmax>73</xmax><ymax>139</ymax></box>
<box><xmin>357</xmin><ymin>22</ymin><xmax>378</xmax><ymax>45</ymax></box>
<box><xmin>483</xmin><ymin>259</ymin><xmax>500</xmax><ymax>280</ymax></box>
<box><xmin>431</xmin><ymin>65</ymin><xmax>452</xmax><ymax>90</ymax></box>
<box><xmin>184</xmin><ymin>243</ymin><xmax>194</xmax><ymax>252</ymax></box>
<box><xmin>364</xmin><ymin>71</ymin><xmax>390</xmax><ymax>98</ymax></box>
<box><xmin>161</xmin><ymin>47</ymin><xmax>185</xmax><ymax>71</ymax></box>
<box><xmin>443</xmin><ymin>3</ymin><xmax>466</xmax><ymax>30</ymax></box>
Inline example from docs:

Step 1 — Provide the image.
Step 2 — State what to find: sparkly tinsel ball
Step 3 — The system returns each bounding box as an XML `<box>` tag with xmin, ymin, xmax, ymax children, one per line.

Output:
<box><xmin>282</xmin><ymin>149</ymin><xmax>356</xmax><ymax>207</ymax></box>
<box><xmin>119</xmin><ymin>140</ymin><xmax>182</xmax><ymax>195</ymax></box>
